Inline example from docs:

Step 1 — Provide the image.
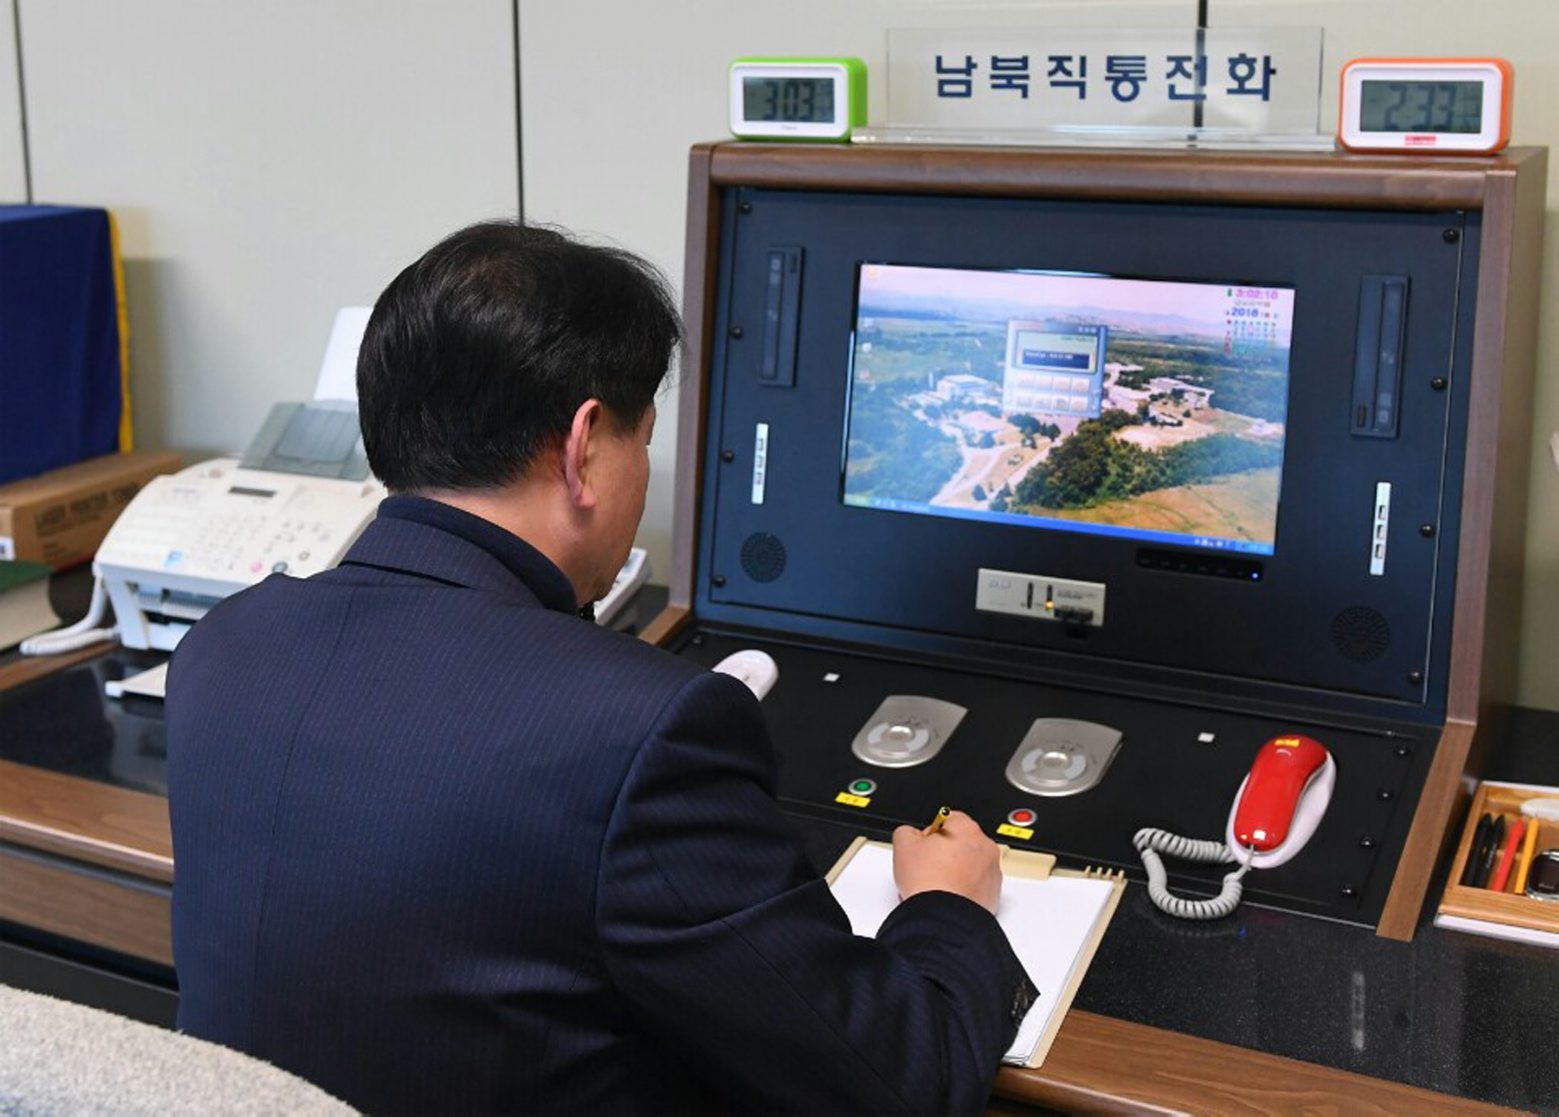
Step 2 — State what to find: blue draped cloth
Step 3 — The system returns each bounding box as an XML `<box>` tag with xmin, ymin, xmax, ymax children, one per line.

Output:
<box><xmin>0</xmin><ymin>206</ymin><xmax>128</xmax><ymax>484</ymax></box>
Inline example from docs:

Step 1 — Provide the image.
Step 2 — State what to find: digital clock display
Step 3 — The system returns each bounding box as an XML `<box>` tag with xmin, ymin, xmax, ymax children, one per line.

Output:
<box><xmin>729</xmin><ymin>57</ymin><xmax>863</xmax><ymax>141</ymax></box>
<box><xmin>1359</xmin><ymin>79</ymin><xmax>1484</xmax><ymax>133</ymax></box>
<box><xmin>743</xmin><ymin>76</ymin><xmax>836</xmax><ymax>123</ymax></box>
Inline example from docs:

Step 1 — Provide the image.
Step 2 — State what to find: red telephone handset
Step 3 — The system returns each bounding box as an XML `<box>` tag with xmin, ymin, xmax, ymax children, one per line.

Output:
<box><xmin>1137</xmin><ymin>733</ymin><xmax>1337</xmax><ymax>918</ymax></box>
<box><xmin>1226</xmin><ymin>735</ymin><xmax>1335</xmax><ymax>869</ymax></box>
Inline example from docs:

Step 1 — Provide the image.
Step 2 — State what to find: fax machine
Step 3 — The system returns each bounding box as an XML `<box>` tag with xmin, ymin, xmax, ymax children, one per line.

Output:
<box><xmin>95</xmin><ymin>402</ymin><xmax>385</xmax><ymax>651</ymax></box>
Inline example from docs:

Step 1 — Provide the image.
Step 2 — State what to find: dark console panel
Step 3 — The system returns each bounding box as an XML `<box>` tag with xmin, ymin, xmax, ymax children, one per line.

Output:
<box><xmin>696</xmin><ymin>188</ymin><xmax>1477</xmax><ymax>719</ymax></box>
<box><xmin>663</xmin><ymin>143</ymin><xmax>1545</xmax><ymax>936</ymax></box>
<box><xmin>675</xmin><ymin>628</ymin><xmax>1433</xmax><ymax>924</ymax></box>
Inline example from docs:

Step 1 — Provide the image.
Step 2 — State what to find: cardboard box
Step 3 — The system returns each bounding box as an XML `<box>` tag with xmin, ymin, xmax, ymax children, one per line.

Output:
<box><xmin>0</xmin><ymin>451</ymin><xmax>183</xmax><ymax>568</ymax></box>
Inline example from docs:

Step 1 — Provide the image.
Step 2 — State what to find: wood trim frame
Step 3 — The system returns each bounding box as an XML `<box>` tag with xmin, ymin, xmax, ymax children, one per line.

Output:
<box><xmin>0</xmin><ymin>759</ymin><xmax>173</xmax><ymax>966</ymax></box>
<box><xmin>637</xmin><ymin>603</ymin><xmax>693</xmax><ymax>649</ymax></box>
<box><xmin>0</xmin><ymin>844</ymin><xmax>172</xmax><ymax>967</ymax></box>
<box><xmin>697</xmin><ymin>141</ymin><xmax>1513</xmax><ymax>210</ymax></box>
<box><xmin>661</xmin><ymin>144</ymin><xmax>724</xmax><ymax>619</ymax></box>
<box><xmin>648</xmin><ymin>142</ymin><xmax>1548</xmax><ymax>945</ymax></box>
<box><xmin>0</xmin><ymin>640</ymin><xmax>118</xmax><ymax>692</ymax></box>
<box><xmin>0</xmin><ymin>759</ymin><xmax>172</xmax><ymax>882</ymax></box>
<box><xmin>1375</xmin><ymin>147</ymin><xmax>1548</xmax><ymax>940</ymax></box>
<box><xmin>995</xmin><ymin>1010</ymin><xmax>1524</xmax><ymax>1116</ymax></box>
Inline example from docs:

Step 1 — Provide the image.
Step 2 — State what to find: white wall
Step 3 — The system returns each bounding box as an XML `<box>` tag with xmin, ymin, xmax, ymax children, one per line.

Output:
<box><xmin>522</xmin><ymin>0</ymin><xmax>1559</xmax><ymax>710</ymax></box>
<box><xmin>0</xmin><ymin>0</ymin><xmax>25</xmax><ymax>202</ymax></box>
<box><xmin>1202</xmin><ymin>3</ymin><xmax>1559</xmax><ymax>711</ymax></box>
<box><xmin>8</xmin><ymin>0</ymin><xmax>1554</xmax><ymax>705</ymax></box>
<box><xmin>16</xmin><ymin>0</ymin><xmax>519</xmax><ymax>458</ymax></box>
<box><xmin>519</xmin><ymin>0</ymin><xmax>1196</xmax><ymax>606</ymax></box>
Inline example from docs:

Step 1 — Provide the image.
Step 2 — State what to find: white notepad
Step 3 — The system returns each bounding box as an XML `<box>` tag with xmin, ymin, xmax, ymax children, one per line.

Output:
<box><xmin>827</xmin><ymin>839</ymin><xmax>1123</xmax><ymax>1068</ymax></box>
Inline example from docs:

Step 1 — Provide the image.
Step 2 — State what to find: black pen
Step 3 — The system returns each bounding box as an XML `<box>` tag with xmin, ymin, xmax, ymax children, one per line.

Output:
<box><xmin>1460</xmin><ymin>813</ymin><xmax>1493</xmax><ymax>887</ymax></box>
<box><xmin>1473</xmin><ymin>815</ymin><xmax>1506</xmax><ymax>888</ymax></box>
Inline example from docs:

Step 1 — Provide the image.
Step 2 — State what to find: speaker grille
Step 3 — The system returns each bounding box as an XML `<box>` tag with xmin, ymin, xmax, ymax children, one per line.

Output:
<box><xmin>740</xmin><ymin>532</ymin><xmax>787</xmax><ymax>583</ymax></box>
<box><xmin>1331</xmin><ymin>606</ymin><xmax>1390</xmax><ymax>662</ymax></box>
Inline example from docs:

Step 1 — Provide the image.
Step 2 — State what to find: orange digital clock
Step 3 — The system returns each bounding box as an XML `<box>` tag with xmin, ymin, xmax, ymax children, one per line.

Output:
<box><xmin>1338</xmin><ymin>58</ymin><xmax>1513</xmax><ymax>155</ymax></box>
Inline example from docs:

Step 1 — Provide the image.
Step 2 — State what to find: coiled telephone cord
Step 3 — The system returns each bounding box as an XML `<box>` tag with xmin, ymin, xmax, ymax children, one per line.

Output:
<box><xmin>1132</xmin><ymin>827</ymin><xmax>1254</xmax><ymax>921</ymax></box>
<box><xmin>19</xmin><ymin>577</ymin><xmax>118</xmax><ymax>655</ymax></box>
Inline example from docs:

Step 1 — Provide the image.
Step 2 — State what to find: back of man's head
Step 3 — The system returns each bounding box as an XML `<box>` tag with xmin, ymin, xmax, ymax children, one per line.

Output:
<box><xmin>357</xmin><ymin>221</ymin><xmax>681</xmax><ymax>493</ymax></box>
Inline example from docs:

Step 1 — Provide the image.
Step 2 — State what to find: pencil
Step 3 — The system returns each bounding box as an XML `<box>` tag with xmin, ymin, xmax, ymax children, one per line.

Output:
<box><xmin>926</xmin><ymin>806</ymin><xmax>952</xmax><ymax>835</ymax></box>
<box><xmin>1514</xmin><ymin>817</ymin><xmax>1542</xmax><ymax>893</ymax></box>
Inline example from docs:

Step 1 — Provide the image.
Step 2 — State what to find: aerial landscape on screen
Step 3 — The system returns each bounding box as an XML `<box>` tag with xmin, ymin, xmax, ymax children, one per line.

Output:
<box><xmin>843</xmin><ymin>264</ymin><xmax>1295</xmax><ymax>554</ymax></box>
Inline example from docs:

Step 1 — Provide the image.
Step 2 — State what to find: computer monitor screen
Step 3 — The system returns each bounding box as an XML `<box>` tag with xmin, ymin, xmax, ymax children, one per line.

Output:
<box><xmin>842</xmin><ymin>264</ymin><xmax>1295</xmax><ymax>555</ymax></box>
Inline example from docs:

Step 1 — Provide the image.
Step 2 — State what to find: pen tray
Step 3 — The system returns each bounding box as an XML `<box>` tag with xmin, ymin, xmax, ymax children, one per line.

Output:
<box><xmin>1439</xmin><ymin>782</ymin><xmax>1559</xmax><ymax>935</ymax></box>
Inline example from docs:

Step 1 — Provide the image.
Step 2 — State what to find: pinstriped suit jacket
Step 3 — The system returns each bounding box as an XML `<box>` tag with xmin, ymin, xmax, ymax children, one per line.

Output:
<box><xmin>167</xmin><ymin>495</ymin><xmax>1030</xmax><ymax>1115</ymax></box>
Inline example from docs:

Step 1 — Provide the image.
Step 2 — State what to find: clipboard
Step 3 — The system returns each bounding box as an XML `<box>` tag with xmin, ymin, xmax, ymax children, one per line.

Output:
<box><xmin>826</xmin><ymin>837</ymin><xmax>1124</xmax><ymax>1069</ymax></box>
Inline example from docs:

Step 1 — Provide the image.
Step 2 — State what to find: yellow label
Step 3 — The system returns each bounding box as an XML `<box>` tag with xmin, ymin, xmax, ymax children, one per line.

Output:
<box><xmin>997</xmin><ymin>823</ymin><xmax>1035</xmax><ymax>840</ymax></box>
<box><xmin>834</xmin><ymin>792</ymin><xmax>871</xmax><ymax>808</ymax></box>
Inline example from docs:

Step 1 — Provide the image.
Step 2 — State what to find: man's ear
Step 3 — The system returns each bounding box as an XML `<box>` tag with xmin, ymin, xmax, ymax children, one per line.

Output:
<box><xmin>561</xmin><ymin>398</ymin><xmax>606</xmax><ymax>509</ymax></box>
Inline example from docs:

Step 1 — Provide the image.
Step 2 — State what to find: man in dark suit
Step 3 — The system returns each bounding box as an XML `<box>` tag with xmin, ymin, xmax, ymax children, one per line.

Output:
<box><xmin>167</xmin><ymin>222</ymin><xmax>1033</xmax><ymax>1114</ymax></box>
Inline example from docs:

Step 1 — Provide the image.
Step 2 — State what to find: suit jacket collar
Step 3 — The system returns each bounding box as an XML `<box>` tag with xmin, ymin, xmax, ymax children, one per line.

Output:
<box><xmin>342</xmin><ymin>494</ymin><xmax>579</xmax><ymax>615</ymax></box>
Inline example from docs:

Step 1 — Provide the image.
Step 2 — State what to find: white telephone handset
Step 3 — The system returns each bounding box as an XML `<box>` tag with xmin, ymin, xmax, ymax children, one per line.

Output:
<box><xmin>593</xmin><ymin>547</ymin><xmax>649</xmax><ymax>626</ymax></box>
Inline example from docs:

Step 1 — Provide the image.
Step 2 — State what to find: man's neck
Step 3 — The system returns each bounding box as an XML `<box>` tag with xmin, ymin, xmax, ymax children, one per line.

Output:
<box><xmin>412</xmin><ymin>485</ymin><xmax>589</xmax><ymax>604</ymax></box>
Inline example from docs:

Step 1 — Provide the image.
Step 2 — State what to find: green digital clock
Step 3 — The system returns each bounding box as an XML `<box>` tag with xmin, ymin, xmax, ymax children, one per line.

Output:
<box><xmin>728</xmin><ymin>57</ymin><xmax>867</xmax><ymax>142</ymax></box>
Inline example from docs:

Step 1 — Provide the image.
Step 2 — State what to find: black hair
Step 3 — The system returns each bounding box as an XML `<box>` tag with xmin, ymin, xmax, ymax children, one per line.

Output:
<box><xmin>357</xmin><ymin>221</ymin><xmax>681</xmax><ymax>492</ymax></box>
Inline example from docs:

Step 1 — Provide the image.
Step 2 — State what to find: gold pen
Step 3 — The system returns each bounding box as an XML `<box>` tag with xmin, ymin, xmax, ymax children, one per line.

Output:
<box><xmin>926</xmin><ymin>806</ymin><xmax>952</xmax><ymax>835</ymax></box>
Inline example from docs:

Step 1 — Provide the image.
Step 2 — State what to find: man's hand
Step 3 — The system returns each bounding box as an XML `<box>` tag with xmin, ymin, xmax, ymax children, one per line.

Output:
<box><xmin>891</xmin><ymin>810</ymin><xmax>1003</xmax><ymax>915</ymax></box>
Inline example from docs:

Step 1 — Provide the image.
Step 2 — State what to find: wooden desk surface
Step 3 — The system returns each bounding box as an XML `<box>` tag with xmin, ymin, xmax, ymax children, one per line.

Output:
<box><xmin>997</xmin><ymin>1013</ymin><xmax>1525</xmax><ymax>1116</ymax></box>
<box><xmin>0</xmin><ymin>759</ymin><xmax>171</xmax><ymax>882</ymax></box>
<box><xmin>0</xmin><ymin>654</ymin><xmax>1534</xmax><ymax>1116</ymax></box>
